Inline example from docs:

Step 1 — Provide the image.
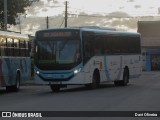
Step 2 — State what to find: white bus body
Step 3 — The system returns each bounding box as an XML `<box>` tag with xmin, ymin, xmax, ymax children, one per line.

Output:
<box><xmin>34</xmin><ymin>27</ymin><xmax>141</xmax><ymax>91</ymax></box>
<box><xmin>0</xmin><ymin>31</ymin><xmax>31</xmax><ymax>91</ymax></box>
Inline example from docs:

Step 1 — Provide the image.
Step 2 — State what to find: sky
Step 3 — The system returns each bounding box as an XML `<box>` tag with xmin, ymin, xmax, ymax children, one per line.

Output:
<box><xmin>10</xmin><ymin>0</ymin><xmax>160</xmax><ymax>35</ymax></box>
<box><xmin>27</xmin><ymin>0</ymin><xmax>160</xmax><ymax>17</ymax></box>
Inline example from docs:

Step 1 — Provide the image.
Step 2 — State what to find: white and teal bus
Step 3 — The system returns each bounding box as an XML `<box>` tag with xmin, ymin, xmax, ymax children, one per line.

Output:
<box><xmin>34</xmin><ymin>27</ymin><xmax>141</xmax><ymax>92</ymax></box>
<box><xmin>0</xmin><ymin>31</ymin><xmax>31</xmax><ymax>92</ymax></box>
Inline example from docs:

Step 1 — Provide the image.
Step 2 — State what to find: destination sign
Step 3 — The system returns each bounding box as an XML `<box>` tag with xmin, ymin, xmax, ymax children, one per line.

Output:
<box><xmin>36</xmin><ymin>30</ymin><xmax>80</xmax><ymax>39</ymax></box>
<box><xmin>43</xmin><ymin>31</ymin><xmax>72</xmax><ymax>38</ymax></box>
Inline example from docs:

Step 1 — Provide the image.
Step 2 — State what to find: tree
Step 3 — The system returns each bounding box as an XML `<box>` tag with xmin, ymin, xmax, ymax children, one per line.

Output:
<box><xmin>0</xmin><ymin>0</ymin><xmax>39</xmax><ymax>30</ymax></box>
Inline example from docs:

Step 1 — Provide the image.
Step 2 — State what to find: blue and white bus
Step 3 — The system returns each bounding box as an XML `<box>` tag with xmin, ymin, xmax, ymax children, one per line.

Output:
<box><xmin>0</xmin><ymin>31</ymin><xmax>31</xmax><ymax>91</ymax></box>
<box><xmin>34</xmin><ymin>27</ymin><xmax>141</xmax><ymax>92</ymax></box>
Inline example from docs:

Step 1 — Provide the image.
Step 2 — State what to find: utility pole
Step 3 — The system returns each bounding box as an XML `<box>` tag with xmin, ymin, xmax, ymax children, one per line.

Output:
<box><xmin>64</xmin><ymin>1</ymin><xmax>68</xmax><ymax>27</ymax></box>
<box><xmin>4</xmin><ymin>0</ymin><xmax>7</xmax><ymax>31</ymax></box>
<box><xmin>46</xmin><ymin>16</ymin><xmax>49</xmax><ymax>29</ymax></box>
<box><xmin>18</xmin><ymin>14</ymin><xmax>21</xmax><ymax>34</ymax></box>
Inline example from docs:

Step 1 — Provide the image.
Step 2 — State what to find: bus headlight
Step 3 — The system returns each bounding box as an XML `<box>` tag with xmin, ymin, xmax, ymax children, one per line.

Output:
<box><xmin>36</xmin><ymin>71</ymin><xmax>40</xmax><ymax>75</ymax></box>
<box><xmin>74</xmin><ymin>68</ymin><xmax>81</xmax><ymax>74</ymax></box>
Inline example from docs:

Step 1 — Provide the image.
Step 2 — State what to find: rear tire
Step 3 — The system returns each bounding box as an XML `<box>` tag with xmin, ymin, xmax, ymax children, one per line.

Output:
<box><xmin>121</xmin><ymin>69</ymin><xmax>129</xmax><ymax>86</ymax></box>
<box><xmin>114</xmin><ymin>69</ymin><xmax>129</xmax><ymax>86</ymax></box>
<box><xmin>6</xmin><ymin>73</ymin><xmax>20</xmax><ymax>92</ymax></box>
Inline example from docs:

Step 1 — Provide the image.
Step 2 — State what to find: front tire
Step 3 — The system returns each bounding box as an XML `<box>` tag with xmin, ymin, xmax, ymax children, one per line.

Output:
<box><xmin>86</xmin><ymin>70</ymin><xmax>100</xmax><ymax>89</ymax></box>
<box><xmin>50</xmin><ymin>85</ymin><xmax>60</xmax><ymax>92</ymax></box>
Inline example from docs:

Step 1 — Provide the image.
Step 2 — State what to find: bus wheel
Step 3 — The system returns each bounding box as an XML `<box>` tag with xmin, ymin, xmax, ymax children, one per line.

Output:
<box><xmin>114</xmin><ymin>81</ymin><xmax>121</xmax><ymax>86</ymax></box>
<box><xmin>121</xmin><ymin>69</ymin><xmax>129</xmax><ymax>86</ymax></box>
<box><xmin>12</xmin><ymin>73</ymin><xmax>21</xmax><ymax>91</ymax></box>
<box><xmin>91</xmin><ymin>70</ymin><xmax>100</xmax><ymax>89</ymax></box>
<box><xmin>6</xmin><ymin>73</ymin><xmax>20</xmax><ymax>92</ymax></box>
<box><xmin>50</xmin><ymin>85</ymin><xmax>60</xmax><ymax>92</ymax></box>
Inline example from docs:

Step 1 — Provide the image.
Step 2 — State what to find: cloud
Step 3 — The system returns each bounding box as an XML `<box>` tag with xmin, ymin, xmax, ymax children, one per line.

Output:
<box><xmin>26</xmin><ymin>0</ymin><xmax>45</xmax><ymax>16</ymax></box>
<box><xmin>10</xmin><ymin>12</ymin><xmax>160</xmax><ymax>35</ymax></box>
<box><xmin>8</xmin><ymin>0</ymin><xmax>160</xmax><ymax>35</ymax></box>
<box><xmin>108</xmin><ymin>11</ymin><xmax>131</xmax><ymax>18</ymax></box>
<box><xmin>26</xmin><ymin>0</ymin><xmax>61</xmax><ymax>17</ymax></box>
<box><xmin>134</xmin><ymin>5</ymin><xmax>141</xmax><ymax>9</ymax></box>
<box><xmin>127</xmin><ymin>0</ymin><xmax>135</xmax><ymax>2</ymax></box>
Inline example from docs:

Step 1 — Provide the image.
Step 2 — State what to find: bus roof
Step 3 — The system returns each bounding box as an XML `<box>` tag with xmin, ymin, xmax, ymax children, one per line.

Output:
<box><xmin>0</xmin><ymin>31</ymin><xmax>29</xmax><ymax>40</ymax></box>
<box><xmin>36</xmin><ymin>26</ymin><xmax>140</xmax><ymax>37</ymax></box>
<box><xmin>82</xmin><ymin>28</ymin><xmax>140</xmax><ymax>37</ymax></box>
<box><xmin>68</xmin><ymin>26</ymin><xmax>116</xmax><ymax>31</ymax></box>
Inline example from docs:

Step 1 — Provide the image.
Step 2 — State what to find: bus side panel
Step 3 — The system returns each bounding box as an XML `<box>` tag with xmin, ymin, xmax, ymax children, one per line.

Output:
<box><xmin>64</xmin><ymin>56</ymin><xmax>106</xmax><ymax>85</ymax></box>
<box><xmin>85</xmin><ymin>56</ymin><xmax>123</xmax><ymax>83</ymax></box>
<box><xmin>0</xmin><ymin>58</ymin><xmax>7</xmax><ymax>87</ymax></box>
<box><xmin>104</xmin><ymin>55</ymin><xmax>123</xmax><ymax>81</ymax></box>
<box><xmin>0</xmin><ymin>58</ymin><xmax>15</xmax><ymax>87</ymax></box>
<box><xmin>122</xmin><ymin>55</ymin><xmax>142</xmax><ymax>79</ymax></box>
<box><xmin>60</xmin><ymin>58</ymin><xmax>95</xmax><ymax>85</ymax></box>
<box><xmin>103</xmin><ymin>55</ymin><xmax>141</xmax><ymax>82</ymax></box>
<box><xmin>60</xmin><ymin>60</ymin><xmax>93</xmax><ymax>85</ymax></box>
<box><xmin>62</xmin><ymin>72</ymin><xmax>85</xmax><ymax>84</ymax></box>
<box><xmin>0</xmin><ymin>57</ymin><xmax>31</xmax><ymax>87</ymax></box>
<box><xmin>34</xmin><ymin>55</ymin><xmax>141</xmax><ymax>85</ymax></box>
<box><xmin>19</xmin><ymin>57</ymin><xmax>31</xmax><ymax>82</ymax></box>
<box><xmin>18</xmin><ymin>57</ymin><xmax>31</xmax><ymax>82</ymax></box>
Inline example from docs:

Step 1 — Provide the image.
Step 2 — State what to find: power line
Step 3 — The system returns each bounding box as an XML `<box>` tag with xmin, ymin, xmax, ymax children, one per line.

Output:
<box><xmin>67</xmin><ymin>6</ymin><xmax>160</xmax><ymax>18</ymax></box>
<box><xmin>68</xmin><ymin>13</ymin><xmax>160</xmax><ymax>19</ymax></box>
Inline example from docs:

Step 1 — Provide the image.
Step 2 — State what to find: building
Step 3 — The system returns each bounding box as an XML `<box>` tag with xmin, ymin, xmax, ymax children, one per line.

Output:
<box><xmin>138</xmin><ymin>21</ymin><xmax>160</xmax><ymax>71</ymax></box>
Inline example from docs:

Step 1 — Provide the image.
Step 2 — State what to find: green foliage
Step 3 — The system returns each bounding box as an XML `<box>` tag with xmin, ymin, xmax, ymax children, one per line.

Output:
<box><xmin>0</xmin><ymin>0</ymin><xmax>39</xmax><ymax>30</ymax></box>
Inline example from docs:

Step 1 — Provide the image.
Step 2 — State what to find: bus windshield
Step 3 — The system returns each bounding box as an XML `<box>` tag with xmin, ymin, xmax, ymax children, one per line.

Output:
<box><xmin>35</xmin><ymin>37</ymin><xmax>81</xmax><ymax>70</ymax></box>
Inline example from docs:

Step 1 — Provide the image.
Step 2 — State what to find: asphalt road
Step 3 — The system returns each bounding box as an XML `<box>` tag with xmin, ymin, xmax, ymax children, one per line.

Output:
<box><xmin>0</xmin><ymin>71</ymin><xmax>160</xmax><ymax>120</ymax></box>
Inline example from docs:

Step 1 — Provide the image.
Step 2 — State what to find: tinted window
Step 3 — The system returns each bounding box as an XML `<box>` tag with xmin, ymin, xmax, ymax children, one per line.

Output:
<box><xmin>93</xmin><ymin>36</ymin><xmax>104</xmax><ymax>55</ymax></box>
